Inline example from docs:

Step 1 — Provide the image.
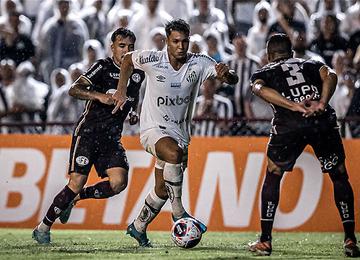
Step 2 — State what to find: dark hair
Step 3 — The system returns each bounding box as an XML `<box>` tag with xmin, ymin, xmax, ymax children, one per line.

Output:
<box><xmin>267</xmin><ymin>33</ymin><xmax>292</xmax><ymax>56</ymax></box>
<box><xmin>111</xmin><ymin>27</ymin><xmax>136</xmax><ymax>43</ymax></box>
<box><xmin>165</xmin><ymin>19</ymin><xmax>190</xmax><ymax>37</ymax></box>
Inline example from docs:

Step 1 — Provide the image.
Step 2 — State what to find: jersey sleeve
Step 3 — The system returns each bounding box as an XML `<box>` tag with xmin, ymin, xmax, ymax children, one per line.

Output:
<box><xmin>303</xmin><ymin>59</ymin><xmax>325</xmax><ymax>86</ymax></box>
<box><xmin>250</xmin><ymin>69</ymin><xmax>266</xmax><ymax>84</ymax></box>
<box><xmin>200</xmin><ymin>55</ymin><xmax>217</xmax><ymax>80</ymax></box>
<box><xmin>132</xmin><ymin>50</ymin><xmax>158</xmax><ymax>72</ymax></box>
<box><xmin>83</xmin><ymin>59</ymin><xmax>105</xmax><ymax>86</ymax></box>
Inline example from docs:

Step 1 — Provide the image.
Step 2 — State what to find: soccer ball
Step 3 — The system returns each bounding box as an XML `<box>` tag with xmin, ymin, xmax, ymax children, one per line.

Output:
<box><xmin>171</xmin><ymin>217</ymin><xmax>202</xmax><ymax>248</ymax></box>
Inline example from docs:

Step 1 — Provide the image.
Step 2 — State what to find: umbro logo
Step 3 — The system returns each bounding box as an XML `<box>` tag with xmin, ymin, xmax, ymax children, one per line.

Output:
<box><xmin>156</xmin><ymin>75</ymin><xmax>166</xmax><ymax>82</ymax></box>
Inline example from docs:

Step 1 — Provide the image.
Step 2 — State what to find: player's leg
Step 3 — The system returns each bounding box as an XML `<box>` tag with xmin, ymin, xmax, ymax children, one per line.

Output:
<box><xmin>133</xmin><ymin>164</ymin><xmax>168</xmax><ymax>233</ymax></box>
<box><xmin>312</xmin><ymin>125</ymin><xmax>359</xmax><ymax>257</ymax></box>
<box><xmin>328</xmin><ymin>163</ymin><xmax>360</xmax><ymax>257</ymax></box>
<box><xmin>249</xmin><ymin>132</ymin><xmax>304</xmax><ymax>256</ymax></box>
<box><xmin>60</xmin><ymin>136</ymin><xmax>130</xmax><ymax>224</ymax></box>
<box><xmin>127</xmin><ymin>164</ymin><xmax>168</xmax><ymax>247</ymax></box>
<box><xmin>78</xmin><ymin>167</ymin><xmax>128</xmax><ymax>199</ymax></box>
<box><xmin>248</xmin><ymin>158</ymin><xmax>283</xmax><ymax>256</ymax></box>
<box><xmin>32</xmin><ymin>172</ymin><xmax>87</xmax><ymax>244</ymax></box>
<box><xmin>155</xmin><ymin>136</ymin><xmax>186</xmax><ymax>219</ymax></box>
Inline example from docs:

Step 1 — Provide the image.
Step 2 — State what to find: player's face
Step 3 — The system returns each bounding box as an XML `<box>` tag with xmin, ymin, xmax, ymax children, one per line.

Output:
<box><xmin>166</xmin><ymin>30</ymin><xmax>190</xmax><ymax>61</ymax></box>
<box><xmin>111</xmin><ymin>35</ymin><xmax>135</xmax><ymax>65</ymax></box>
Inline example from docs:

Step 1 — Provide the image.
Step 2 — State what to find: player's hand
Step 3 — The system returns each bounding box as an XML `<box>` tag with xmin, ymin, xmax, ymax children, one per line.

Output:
<box><xmin>112</xmin><ymin>90</ymin><xmax>127</xmax><ymax>114</ymax></box>
<box><xmin>215</xmin><ymin>63</ymin><xmax>230</xmax><ymax>81</ymax></box>
<box><xmin>302</xmin><ymin>100</ymin><xmax>326</xmax><ymax>118</ymax></box>
<box><xmin>98</xmin><ymin>93</ymin><xmax>115</xmax><ymax>105</ymax></box>
<box><xmin>128</xmin><ymin>110</ymin><xmax>139</xmax><ymax>125</ymax></box>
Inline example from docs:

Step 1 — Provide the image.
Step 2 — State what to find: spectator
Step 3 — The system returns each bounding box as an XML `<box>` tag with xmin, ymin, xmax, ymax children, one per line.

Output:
<box><xmin>330</xmin><ymin>51</ymin><xmax>354</xmax><ymax>119</ymax></box>
<box><xmin>31</xmin><ymin>0</ymin><xmax>83</xmax><ymax>46</ymax></box>
<box><xmin>37</xmin><ymin>0</ymin><xmax>89</xmax><ymax>84</ymax></box>
<box><xmin>292</xmin><ymin>30</ymin><xmax>324</xmax><ymax>62</ymax></box>
<box><xmin>47</xmin><ymin>68</ymin><xmax>77</xmax><ymax>134</ymax></box>
<box><xmin>81</xmin><ymin>39</ymin><xmax>104</xmax><ymax>70</ymax></box>
<box><xmin>0</xmin><ymin>0</ymin><xmax>32</xmax><ymax>36</ymax></box>
<box><xmin>227</xmin><ymin>0</ymin><xmax>257</xmax><ymax>35</ymax></box>
<box><xmin>203</xmin><ymin>28</ymin><xmax>229</xmax><ymax>62</ymax></box>
<box><xmin>247</xmin><ymin>0</ymin><xmax>272</xmax><ymax>58</ymax></box>
<box><xmin>309</xmin><ymin>14</ymin><xmax>348</xmax><ymax>66</ymax></box>
<box><xmin>268</xmin><ymin>0</ymin><xmax>307</xmax><ymax>42</ymax></box>
<box><xmin>346</xmin><ymin>45</ymin><xmax>360</xmax><ymax>137</ymax></box>
<box><xmin>129</xmin><ymin>0</ymin><xmax>172</xmax><ymax>50</ymax></box>
<box><xmin>0</xmin><ymin>11</ymin><xmax>35</xmax><ymax>65</ymax></box>
<box><xmin>340</xmin><ymin>0</ymin><xmax>360</xmax><ymax>36</ymax></box>
<box><xmin>193</xmin><ymin>78</ymin><xmax>233</xmax><ymax>136</ymax></box>
<box><xmin>107</xmin><ymin>0</ymin><xmax>144</xmax><ymax>32</ymax></box>
<box><xmin>226</xmin><ymin>34</ymin><xmax>259</xmax><ymax>119</ymax></box>
<box><xmin>11</xmin><ymin>61</ymin><xmax>49</xmax><ymax>133</ymax></box>
<box><xmin>189</xmin><ymin>34</ymin><xmax>206</xmax><ymax>54</ymax></box>
<box><xmin>308</xmin><ymin>0</ymin><xmax>344</xmax><ymax>41</ymax></box>
<box><xmin>189</xmin><ymin>0</ymin><xmax>226</xmax><ymax>35</ymax></box>
<box><xmin>80</xmin><ymin>0</ymin><xmax>107</xmax><ymax>45</ymax></box>
<box><xmin>0</xmin><ymin>58</ymin><xmax>16</xmax><ymax>133</ymax></box>
<box><xmin>149</xmin><ymin>27</ymin><xmax>166</xmax><ymax>51</ymax></box>
<box><xmin>162</xmin><ymin>0</ymin><xmax>193</xmax><ymax>21</ymax></box>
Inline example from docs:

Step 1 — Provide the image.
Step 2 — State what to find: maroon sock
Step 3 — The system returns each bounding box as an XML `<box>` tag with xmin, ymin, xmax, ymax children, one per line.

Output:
<box><xmin>42</xmin><ymin>185</ymin><xmax>77</xmax><ymax>226</ymax></box>
<box><xmin>79</xmin><ymin>181</ymin><xmax>116</xmax><ymax>199</ymax></box>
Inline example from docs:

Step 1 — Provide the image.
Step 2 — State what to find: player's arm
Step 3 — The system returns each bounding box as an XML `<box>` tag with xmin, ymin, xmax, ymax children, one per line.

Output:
<box><xmin>215</xmin><ymin>63</ymin><xmax>239</xmax><ymax>85</ymax></box>
<box><xmin>302</xmin><ymin>65</ymin><xmax>338</xmax><ymax>117</ymax></box>
<box><xmin>252</xmin><ymin>79</ymin><xmax>308</xmax><ymax>114</ymax></box>
<box><xmin>69</xmin><ymin>76</ymin><xmax>114</xmax><ymax>105</ymax></box>
<box><xmin>318</xmin><ymin>65</ymin><xmax>337</xmax><ymax>108</ymax></box>
<box><xmin>112</xmin><ymin>52</ymin><xmax>134</xmax><ymax>114</ymax></box>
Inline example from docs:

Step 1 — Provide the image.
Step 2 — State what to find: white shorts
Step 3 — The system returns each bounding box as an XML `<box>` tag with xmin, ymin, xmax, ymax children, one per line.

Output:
<box><xmin>140</xmin><ymin>127</ymin><xmax>188</xmax><ymax>170</ymax></box>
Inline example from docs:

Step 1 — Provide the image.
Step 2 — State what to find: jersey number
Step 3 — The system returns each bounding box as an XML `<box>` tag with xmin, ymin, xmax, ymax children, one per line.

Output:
<box><xmin>281</xmin><ymin>64</ymin><xmax>305</xmax><ymax>86</ymax></box>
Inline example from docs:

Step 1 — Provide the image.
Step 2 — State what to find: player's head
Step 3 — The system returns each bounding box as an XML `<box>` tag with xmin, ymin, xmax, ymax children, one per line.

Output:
<box><xmin>110</xmin><ymin>28</ymin><xmax>136</xmax><ymax>65</ymax></box>
<box><xmin>266</xmin><ymin>33</ymin><xmax>293</xmax><ymax>62</ymax></box>
<box><xmin>165</xmin><ymin>19</ymin><xmax>190</xmax><ymax>60</ymax></box>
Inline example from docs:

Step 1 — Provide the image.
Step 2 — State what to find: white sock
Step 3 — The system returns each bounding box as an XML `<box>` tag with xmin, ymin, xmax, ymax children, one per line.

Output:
<box><xmin>134</xmin><ymin>188</ymin><xmax>166</xmax><ymax>233</ymax></box>
<box><xmin>37</xmin><ymin>222</ymin><xmax>50</xmax><ymax>232</ymax></box>
<box><xmin>163</xmin><ymin>163</ymin><xmax>185</xmax><ymax>219</ymax></box>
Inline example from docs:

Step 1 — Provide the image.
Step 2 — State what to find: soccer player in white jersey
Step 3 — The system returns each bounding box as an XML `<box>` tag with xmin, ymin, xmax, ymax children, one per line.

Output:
<box><xmin>112</xmin><ymin>19</ymin><xmax>238</xmax><ymax>247</ymax></box>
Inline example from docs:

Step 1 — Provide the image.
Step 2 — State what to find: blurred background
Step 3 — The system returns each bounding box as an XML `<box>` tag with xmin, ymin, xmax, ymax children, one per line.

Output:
<box><xmin>0</xmin><ymin>0</ymin><xmax>359</xmax><ymax>137</ymax></box>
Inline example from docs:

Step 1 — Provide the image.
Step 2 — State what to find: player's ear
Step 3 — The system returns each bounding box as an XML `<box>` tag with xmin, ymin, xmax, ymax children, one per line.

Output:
<box><xmin>110</xmin><ymin>43</ymin><xmax>114</xmax><ymax>52</ymax></box>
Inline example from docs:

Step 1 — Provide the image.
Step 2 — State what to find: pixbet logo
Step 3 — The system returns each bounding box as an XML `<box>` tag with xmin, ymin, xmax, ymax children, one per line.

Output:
<box><xmin>157</xmin><ymin>95</ymin><xmax>191</xmax><ymax>107</ymax></box>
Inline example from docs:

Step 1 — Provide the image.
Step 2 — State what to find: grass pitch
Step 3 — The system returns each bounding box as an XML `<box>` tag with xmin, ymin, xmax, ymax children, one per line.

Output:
<box><xmin>0</xmin><ymin>229</ymin><xmax>348</xmax><ymax>259</ymax></box>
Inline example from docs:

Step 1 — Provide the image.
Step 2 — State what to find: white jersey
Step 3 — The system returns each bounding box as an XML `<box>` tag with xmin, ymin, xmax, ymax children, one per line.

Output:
<box><xmin>132</xmin><ymin>49</ymin><xmax>217</xmax><ymax>143</ymax></box>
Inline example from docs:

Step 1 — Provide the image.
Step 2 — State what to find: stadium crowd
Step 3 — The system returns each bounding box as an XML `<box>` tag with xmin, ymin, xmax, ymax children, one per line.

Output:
<box><xmin>0</xmin><ymin>0</ymin><xmax>359</xmax><ymax>137</ymax></box>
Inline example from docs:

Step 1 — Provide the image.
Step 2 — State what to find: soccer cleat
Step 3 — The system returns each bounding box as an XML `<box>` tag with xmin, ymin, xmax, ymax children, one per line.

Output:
<box><xmin>59</xmin><ymin>201</ymin><xmax>75</xmax><ymax>224</ymax></box>
<box><xmin>172</xmin><ymin>212</ymin><xmax>207</xmax><ymax>234</ymax></box>
<box><xmin>126</xmin><ymin>222</ymin><xmax>152</xmax><ymax>247</ymax></box>
<box><xmin>344</xmin><ymin>238</ymin><xmax>360</xmax><ymax>257</ymax></box>
<box><xmin>32</xmin><ymin>228</ymin><xmax>51</xmax><ymax>244</ymax></box>
<box><xmin>248</xmin><ymin>239</ymin><xmax>272</xmax><ymax>256</ymax></box>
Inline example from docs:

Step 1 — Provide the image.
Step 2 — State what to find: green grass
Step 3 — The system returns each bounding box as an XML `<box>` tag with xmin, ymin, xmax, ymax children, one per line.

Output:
<box><xmin>0</xmin><ymin>229</ymin><xmax>349</xmax><ymax>259</ymax></box>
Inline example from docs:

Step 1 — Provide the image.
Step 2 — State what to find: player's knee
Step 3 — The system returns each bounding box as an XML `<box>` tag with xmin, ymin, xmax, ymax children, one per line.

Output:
<box><xmin>110</xmin><ymin>178</ymin><xmax>128</xmax><ymax>194</ymax></box>
<box><xmin>267</xmin><ymin>165</ymin><xmax>283</xmax><ymax>176</ymax></box>
<box><xmin>68</xmin><ymin>177</ymin><xmax>86</xmax><ymax>193</ymax></box>
<box><xmin>166</xmin><ymin>147</ymin><xmax>183</xmax><ymax>164</ymax></box>
<box><xmin>110</xmin><ymin>176</ymin><xmax>128</xmax><ymax>194</ymax></box>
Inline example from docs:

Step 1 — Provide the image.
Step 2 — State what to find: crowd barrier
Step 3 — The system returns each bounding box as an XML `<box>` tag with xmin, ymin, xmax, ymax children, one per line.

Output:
<box><xmin>0</xmin><ymin>135</ymin><xmax>359</xmax><ymax>232</ymax></box>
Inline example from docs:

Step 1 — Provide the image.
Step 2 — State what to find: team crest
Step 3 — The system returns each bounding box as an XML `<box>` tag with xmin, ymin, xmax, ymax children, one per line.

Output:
<box><xmin>76</xmin><ymin>156</ymin><xmax>89</xmax><ymax>166</ymax></box>
<box><xmin>132</xmin><ymin>73</ymin><xmax>141</xmax><ymax>83</ymax></box>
